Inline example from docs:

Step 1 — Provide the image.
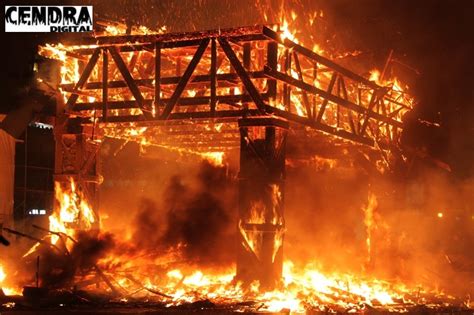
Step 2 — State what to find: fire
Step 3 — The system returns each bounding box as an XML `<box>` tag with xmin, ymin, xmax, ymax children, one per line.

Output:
<box><xmin>370</xmin><ymin>69</ymin><xmax>381</xmax><ymax>83</ymax></box>
<box><xmin>101</xmin><ymin>22</ymin><xmax>167</xmax><ymax>36</ymax></box>
<box><xmin>89</xmin><ymin>259</ymin><xmax>427</xmax><ymax>313</ymax></box>
<box><xmin>25</xmin><ymin>11</ymin><xmax>449</xmax><ymax>314</ymax></box>
<box><xmin>0</xmin><ymin>265</ymin><xmax>5</xmax><ymax>283</ymax></box>
<box><xmin>0</xmin><ymin>264</ymin><xmax>21</xmax><ymax>296</ymax></box>
<box><xmin>50</xmin><ymin>178</ymin><xmax>96</xmax><ymax>245</ymax></box>
<box><xmin>200</xmin><ymin>152</ymin><xmax>225</xmax><ymax>167</ymax></box>
<box><xmin>279</xmin><ymin>18</ymin><xmax>299</xmax><ymax>44</ymax></box>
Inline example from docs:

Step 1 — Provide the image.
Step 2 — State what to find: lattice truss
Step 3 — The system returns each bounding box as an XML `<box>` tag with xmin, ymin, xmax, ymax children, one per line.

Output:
<box><xmin>40</xmin><ymin>25</ymin><xmax>414</xmax><ymax>152</ymax></box>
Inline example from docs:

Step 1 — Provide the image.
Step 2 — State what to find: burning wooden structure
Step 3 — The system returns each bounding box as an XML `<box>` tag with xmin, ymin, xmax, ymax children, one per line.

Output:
<box><xmin>40</xmin><ymin>24</ymin><xmax>413</xmax><ymax>288</ymax></box>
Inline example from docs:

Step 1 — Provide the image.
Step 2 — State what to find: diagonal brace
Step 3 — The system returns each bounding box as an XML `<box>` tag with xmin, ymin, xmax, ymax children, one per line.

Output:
<box><xmin>160</xmin><ymin>38</ymin><xmax>210</xmax><ymax>119</ymax></box>
<box><xmin>218</xmin><ymin>38</ymin><xmax>267</xmax><ymax>114</ymax></box>
<box><xmin>109</xmin><ymin>46</ymin><xmax>152</xmax><ymax>119</ymax></box>
<box><xmin>316</xmin><ymin>72</ymin><xmax>337</xmax><ymax>123</ymax></box>
<box><xmin>66</xmin><ymin>48</ymin><xmax>100</xmax><ymax>110</ymax></box>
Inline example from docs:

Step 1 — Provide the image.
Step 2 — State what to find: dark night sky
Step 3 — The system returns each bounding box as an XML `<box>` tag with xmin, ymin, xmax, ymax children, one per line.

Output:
<box><xmin>1</xmin><ymin>0</ymin><xmax>473</xmax><ymax>176</ymax></box>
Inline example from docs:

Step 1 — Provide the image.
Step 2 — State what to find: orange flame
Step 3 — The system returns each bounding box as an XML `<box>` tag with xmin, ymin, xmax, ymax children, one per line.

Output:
<box><xmin>50</xmin><ymin>178</ymin><xmax>96</xmax><ymax>245</ymax></box>
<box><xmin>363</xmin><ymin>192</ymin><xmax>378</xmax><ymax>261</ymax></box>
<box><xmin>0</xmin><ymin>263</ymin><xmax>21</xmax><ymax>296</ymax></box>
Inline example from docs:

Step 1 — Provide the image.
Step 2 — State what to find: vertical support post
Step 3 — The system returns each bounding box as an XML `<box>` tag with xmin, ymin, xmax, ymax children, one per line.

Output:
<box><xmin>283</xmin><ymin>49</ymin><xmax>291</xmax><ymax>110</ymax></box>
<box><xmin>312</xmin><ymin>62</ymin><xmax>317</xmax><ymax>118</ymax></box>
<box><xmin>243</xmin><ymin>42</ymin><xmax>251</xmax><ymax>69</ymax></box>
<box><xmin>210</xmin><ymin>38</ymin><xmax>217</xmax><ymax>115</ymax></box>
<box><xmin>154</xmin><ymin>41</ymin><xmax>161</xmax><ymax>117</ymax></box>
<box><xmin>266</xmin><ymin>42</ymin><xmax>278</xmax><ymax>99</ymax></box>
<box><xmin>242</xmin><ymin>42</ymin><xmax>251</xmax><ymax>111</ymax></box>
<box><xmin>102</xmin><ymin>49</ymin><xmax>108</xmax><ymax>122</ymax></box>
<box><xmin>236</xmin><ymin>117</ymin><xmax>288</xmax><ymax>289</ymax></box>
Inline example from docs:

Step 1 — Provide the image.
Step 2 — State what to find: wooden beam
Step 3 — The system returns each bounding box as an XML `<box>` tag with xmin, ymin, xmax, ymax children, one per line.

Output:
<box><xmin>101</xmin><ymin>49</ymin><xmax>108</xmax><ymax>122</ymax></box>
<box><xmin>210</xmin><ymin>38</ymin><xmax>217</xmax><ymax>115</ymax></box>
<box><xmin>74</xmin><ymin>93</ymin><xmax>270</xmax><ymax>111</ymax></box>
<box><xmin>154</xmin><ymin>41</ymin><xmax>161</xmax><ymax>117</ymax></box>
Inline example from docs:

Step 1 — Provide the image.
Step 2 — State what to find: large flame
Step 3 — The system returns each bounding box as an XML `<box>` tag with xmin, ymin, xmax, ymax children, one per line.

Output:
<box><xmin>49</xmin><ymin>178</ymin><xmax>96</xmax><ymax>245</ymax></box>
<box><xmin>86</xmin><ymin>257</ymin><xmax>437</xmax><ymax>313</ymax></box>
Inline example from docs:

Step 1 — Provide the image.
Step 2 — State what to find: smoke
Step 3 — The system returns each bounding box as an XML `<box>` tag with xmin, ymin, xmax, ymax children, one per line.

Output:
<box><xmin>130</xmin><ymin>198</ymin><xmax>164</xmax><ymax>250</ymax></box>
<box><xmin>99</xmin><ymin>151</ymin><xmax>238</xmax><ymax>269</ymax></box>
<box><xmin>130</xmin><ymin>162</ymin><xmax>236</xmax><ymax>266</ymax></box>
<box><xmin>160</xmin><ymin>181</ymin><xmax>233</xmax><ymax>264</ymax></box>
<box><xmin>70</xmin><ymin>231</ymin><xmax>116</xmax><ymax>271</ymax></box>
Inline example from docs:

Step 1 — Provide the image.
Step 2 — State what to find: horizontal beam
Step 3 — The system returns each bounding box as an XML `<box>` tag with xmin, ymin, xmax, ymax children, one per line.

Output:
<box><xmin>73</xmin><ymin>39</ymin><xmax>204</xmax><ymax>55</ymax></box>
<box><xmin>141</xmin><ymin>129</ymin><xmax>239</xmax><ymax>136</ymax></box>
<box><xmin>74</xmin><ymin>94</ymin><xmax>269</xmax><ymax>111</ymax></box>
<box><xmin>61</xmin><ymin>71</ymin><xmax>267</xmax><ymax>91</ymax></box>
<box><xmin>64</xmin><ymin>31</ymin><xmax>267</xmax><ymax>55</ymax></box>
<box><xmin>78</xmin><ymin>109</ymin><xmax>262</xmax><ymax>124</ymax></box>
<box><xmin>87</xmin><ymin>25</ymin><xmax>267</xmax><ymax>46</ymax></box>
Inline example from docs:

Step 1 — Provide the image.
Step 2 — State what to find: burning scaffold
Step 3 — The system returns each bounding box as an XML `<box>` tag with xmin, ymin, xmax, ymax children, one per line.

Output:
<box><xmin>38</xmin><ymin>23</ymin><xmax>414</xmax><ymax>152</ymax></box>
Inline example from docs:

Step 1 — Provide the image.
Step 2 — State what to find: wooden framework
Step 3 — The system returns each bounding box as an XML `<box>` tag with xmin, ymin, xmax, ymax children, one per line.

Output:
<box><xmin>54</xmin><ymin>25</ymin><xmax>413</xmax><ymax>150</ymax></box>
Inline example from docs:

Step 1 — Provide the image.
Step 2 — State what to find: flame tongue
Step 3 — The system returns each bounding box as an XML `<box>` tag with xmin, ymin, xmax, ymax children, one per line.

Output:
<box><xmin>363</xmin><ymin>192</ymin><xmax>378</xmax><ymax>262</ymax></box>
<box><xmin>0</xmin><ymin>263</ymin><xmax>21</xmax><ymax>296</ymax></box>
<box><xmin>50</xmin><ymin>178</ymin><xmax>96</xmax><ymax>245</ymax></box>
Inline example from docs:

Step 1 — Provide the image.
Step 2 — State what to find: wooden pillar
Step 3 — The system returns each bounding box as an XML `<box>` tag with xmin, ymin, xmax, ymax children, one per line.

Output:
<box><xmin>236</xmin><ymin>117</ymin><xmax>288</xmax><ymax>289</ymax></box>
